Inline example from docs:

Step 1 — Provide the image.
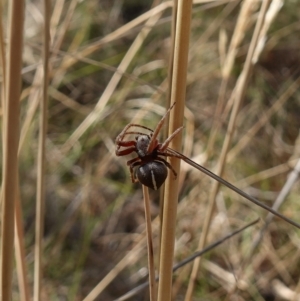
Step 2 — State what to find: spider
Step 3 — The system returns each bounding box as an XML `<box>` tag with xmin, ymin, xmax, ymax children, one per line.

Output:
<box><xmin>115</xmin><ymin>103</ymin><xmax>182</xmax><ymax>190</ymax></box>
<box><xmin>115</xmin><ymin>103</ymin><xmax>300</xmax><ymax>229</ymax></box>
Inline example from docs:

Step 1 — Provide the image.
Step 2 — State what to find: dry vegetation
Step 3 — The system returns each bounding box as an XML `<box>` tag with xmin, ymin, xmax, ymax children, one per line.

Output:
<box><xmin>1</xmin><ymin>0</ymin><xmax>300</xmax><ymax>300</ymax></box>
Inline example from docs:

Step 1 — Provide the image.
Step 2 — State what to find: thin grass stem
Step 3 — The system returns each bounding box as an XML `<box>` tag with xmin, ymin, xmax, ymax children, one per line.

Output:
<box><xmin>33</xmin><ymin>1</ymin><xmax>50</xmax><ymax>300</ymax></box>
<box><xmin>174</xmin><ymin>152</ymin><xmax>300</xmax><ymax>229</ymax></box>
<box><xmin>185</xmin><ymin>2</ymin><xmax>273</xmax><ymax>300</ymax></box>
<box><xmin>115</xmin><ymin>218</ymin><xmax>259</xmax><ymax>301</ymax></box>
<box><xmin>14</xmin><ymin>176</ymin><xmax>31</xmax><ymax>301</ymax></box>
<box><xmin>62</xmin><ymin>8</ymin><xmax>164</xmax><ymax>153</ymax></box>
<box><xmin>82</xmin><ymin>237</ymin><xmax>148</xmax><ymax>301</ymax></box>
<box><xmin>142</xmin><ymin>185</ymin><xmax>157</xmax><ymax>301</ymax></box>
<box><xmin>224</xmin><ymin>156</ymin><xmax>300</xmax><ymax>299</ymax></box>
<box><xmin>228</xmin><ymin>76</ymin><xmax>300</xmax><ymax>162</ymax></box>
<box><xmin>206</xmin><ymin>0</ymin><xmax>254</xmax><ymax>156</ymax></box>
<box><xmin>54</xmin><ymin>1</ymin><xmax>173</xmax><ymax>78</ymax></box>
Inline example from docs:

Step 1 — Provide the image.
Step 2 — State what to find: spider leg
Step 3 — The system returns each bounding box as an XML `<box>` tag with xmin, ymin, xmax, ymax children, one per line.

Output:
<box><xmin>116</xmin><ymin>132</ymin><xmax>152</xmax><ymax>155</ymax></box>
<box><xmin>159</xmin><ymin>126</ymin><xmax>183</xmax><ymax>151</ymax></box>
<box><xmin>122</xmin><ymin>131</ymin><xmax>152</xmax><ymax>137</ymax></box>
<box><xmin>116</xmin><ymin>140</ymin><xmax>136</xmax><ymax>147</ymax></box>
<box><xmin>147</xmin><ymin>102</ymin><xmax>176</xmax><ymax>153</ymax></box>
<box><xmin>116</xmin><ymin>124</ymin><xmax>153</xmax><ymax>153</ymax></box>
<box><xmin>116</xmin><ymin>146</ymin><xmax>136</xmax><ymax>156</ymax></box>
<box><xmin>157</xmin><ymin>150</ymin><xmax>183</xmax><ymax>160</ymax></box>
<box><xmin>129</xmin><ymin>124</ymin><xmax>153</xmax><ymax>132</ymax></box>
<box><xmin>127</xmin><ymin>157</ymin><xmax>141</xmax><ymax>183</ymax></box>
<box><xmin>118</xmin><ymin>124</ymin><xmax>153</xmax><ymax>141</ymax></box>
<box><xmin>155</xmin><ymin>157</ymin><xmax>177</xmax><ymax>178</ymax></box>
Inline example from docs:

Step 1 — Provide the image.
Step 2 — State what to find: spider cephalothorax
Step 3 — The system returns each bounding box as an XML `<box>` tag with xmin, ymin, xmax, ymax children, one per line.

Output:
<box><xmin>115</xmin><ymin>103</ymin><xmax>182</xmax><ymax>190</ymax></box>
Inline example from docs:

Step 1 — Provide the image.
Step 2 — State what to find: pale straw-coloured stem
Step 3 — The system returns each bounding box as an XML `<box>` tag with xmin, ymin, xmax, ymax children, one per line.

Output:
<box><xmin>142</xmin><ymin>185</ymin><xmax>157</xmax><ymax>301</ymax></box>
<box><xmin>15</xmin><ymin>179</ymin><xmax>31</xmax><ymax>301</ymax></box>
<box><xmin>33</xmin><ymin>1</ymin><xmax>50</xmax><ymax>300</ymax></box>
<box><xmin>157</xmin><ymin>1</ymin><xmax>193</xmax><ymax>301</ymax></box>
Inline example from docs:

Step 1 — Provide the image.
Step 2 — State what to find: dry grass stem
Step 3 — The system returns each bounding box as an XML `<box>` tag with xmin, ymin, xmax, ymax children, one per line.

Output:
<box><xmin>206</xmin><ymin>0</ymin><xmax>255</xmax><ymax>155</ymax></box>
<box><xmin>157</xmin><ymin>1</ymin><xmax>178</xmax><ymax>267</ymax></box>
<box><xmin>18</xmin><ymin>67</ymin><xmax>43</xmax><ymax>152</ymax></box>
<box><xmin>142</xmin><ymin>185</ymin><xmax>157</xmax><ymax>301</ymax></box>
<box><xmin>50</xmin><ymin>0</ymin><xmax>65</xmax><ymax>39</ymax></box>
<box><xmin>63</xmin><ymin>9</ymin><xmax>164</xmax><ymax>153</ymax></box>
<box><xmin>33</xmin><ymin>1</ymin><xmax>51</xmax><ymax>300</ymax></box>
<box><xmin>14</xmin><ymin>180</ymin><xmax>31</xmax><ymax>301</ymax></box>
<box><xmin>0</xmin><ymin>1</ymin><xmax>24</xmax><ymax>300</ymax></box>
<box><xmin>52</xmin><ymin>0</ymin><xmax>78</xmax><ymax>52</ymax></box>
<box><xmin>2</xmin><ymin>1</ymin><xmax>299</xmax><ymax>300</ymax></box>
<box><xmin>223</xmin><ymin>155</ymin><xmax>300</xmax><ymax>295</ymax></box>
<box><xmin>56</xmin><ymin>1</ymin><xmax>173</xmax><ymax>76</ymax></box>
<box><xmin>272</xmin><ymin>279</ymin><xmax>300</xmax><ymax>301</ymax></box>
<box><xmin>252</xmin><ymin>0</ymin><xmax>283</xmax><ymax>64</ymax></box>
<box><xmin>115</xmin><ymin>219</ymin><xmax>259</xmax><ymax>301</ymax></box>
<box><xmin>292</xmin><ymin>280</ymin><xmax>300</xmax><ymax>301</ymax></box>
<box><xmin>232</xmin><ymin>157</ymin><xmax>300</xmax><ymax>292</ymax></box>
<box><xmin>185</xmin><ymin>1</ymin><xmax>273</xmax><ymax>300</ymax></box>
<box><xmin>159</xmin><ymin>0</ymin><xmax>178</xmax><ymax>246</ymax></box>
<box><xmin>0</xmin><ymin>2</ymin><xmax>6</xmax><ymax>110</ymax></box>
<box><xmin>158</xmin><ymin>1</ymin><xmax>193</xmax><ymax>300</ymax></box>
<box><xmin>83</xmin><ymin>237</ymin><xmax>148</xmax><ymax>301</ymax></box>
<box><xmin>228</xmin><ymin>76</ymin><xmax>300</xmax><ymax>162</ymax></box>
<box><xmin>236</xmin><ymin>158</ymin><xmax>299</xmax><ymax>188</ymax></box>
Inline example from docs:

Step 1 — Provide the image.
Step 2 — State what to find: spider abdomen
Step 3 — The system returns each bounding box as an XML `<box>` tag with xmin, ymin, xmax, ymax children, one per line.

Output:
<box><xmin>136</xmin><ymin>161</ymin><xmax>168</xmax><ymax>190</ymax></box>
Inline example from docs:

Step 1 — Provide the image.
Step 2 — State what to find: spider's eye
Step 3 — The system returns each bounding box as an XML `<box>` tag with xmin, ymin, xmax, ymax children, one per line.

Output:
<box><xmin>135</xmin><ymin>136</ymin><xmax>138</xmax><ymax>140</ymax></box>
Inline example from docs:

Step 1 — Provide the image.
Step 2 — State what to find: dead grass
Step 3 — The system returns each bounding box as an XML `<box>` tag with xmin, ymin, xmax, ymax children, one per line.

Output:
<box><xmin>1</xmin><ymin>0</ymin><xmax>300</xmax><ymax>300</ymax></box>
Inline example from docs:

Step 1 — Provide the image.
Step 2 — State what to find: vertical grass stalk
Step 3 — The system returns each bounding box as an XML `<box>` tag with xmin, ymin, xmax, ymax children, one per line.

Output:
<box><xmin>158</xmin><ymin>0</ymin><xmax>178</xmax><ymax>269</ymax></box>
<box><xmin>0</xmin><ymin>0</ymin><xmax>6</xmax><ymax>111</ymax></box>
<box><xmin>142</xmin><ymin>185</ymin><xmax>157</xmax><ymax>301</ymax></box>
<box><xmin>157</xmin><ymin>1</ymin><xmax>193</xmax><ymax>300</ymax></box>
<box><xmin>33</xmin><ymin>1</ymin><xmax>50</xmax><ymax>300</ymax></box>
<box><xmin>0</xmin><ymin>1</ymin><xmax>24</xmax><ymax>300</ymax></box>
<box><xmin>14</xmin><ymin>178</ymin><xmax>31</xmax><ymax>301</ymax></box>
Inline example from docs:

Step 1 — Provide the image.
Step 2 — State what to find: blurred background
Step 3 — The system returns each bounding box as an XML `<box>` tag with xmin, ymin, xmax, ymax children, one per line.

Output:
<box><xmin>11</xmin><ymin>0</ymin><xmax>300</xmax><ymax>300</ymax></box>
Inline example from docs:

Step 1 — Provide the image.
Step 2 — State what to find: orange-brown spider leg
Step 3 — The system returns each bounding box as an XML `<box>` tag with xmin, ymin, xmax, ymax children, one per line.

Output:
<box><xmin>117</xmin><ymin>124</ymin><xmax>153</xmax><ymax>142</ymax></box>
<box><xmin>115</xmin><ymin>146</ymin><xmax>136</xmax><ymax>156</ymax></box>
<box><xmin>115</xmin><ymin>137</ymin><xmax>136</xmax><ymax>156</ymax></box>
<box><xmin>147</xmin><ymin>102</ymin><xmax>176</xmax><ymax>153</ymax></box>
<box><xmin>160</xmin><ymin>126</ymin><xmax>183</xmax><ymax>151</ymax></box>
